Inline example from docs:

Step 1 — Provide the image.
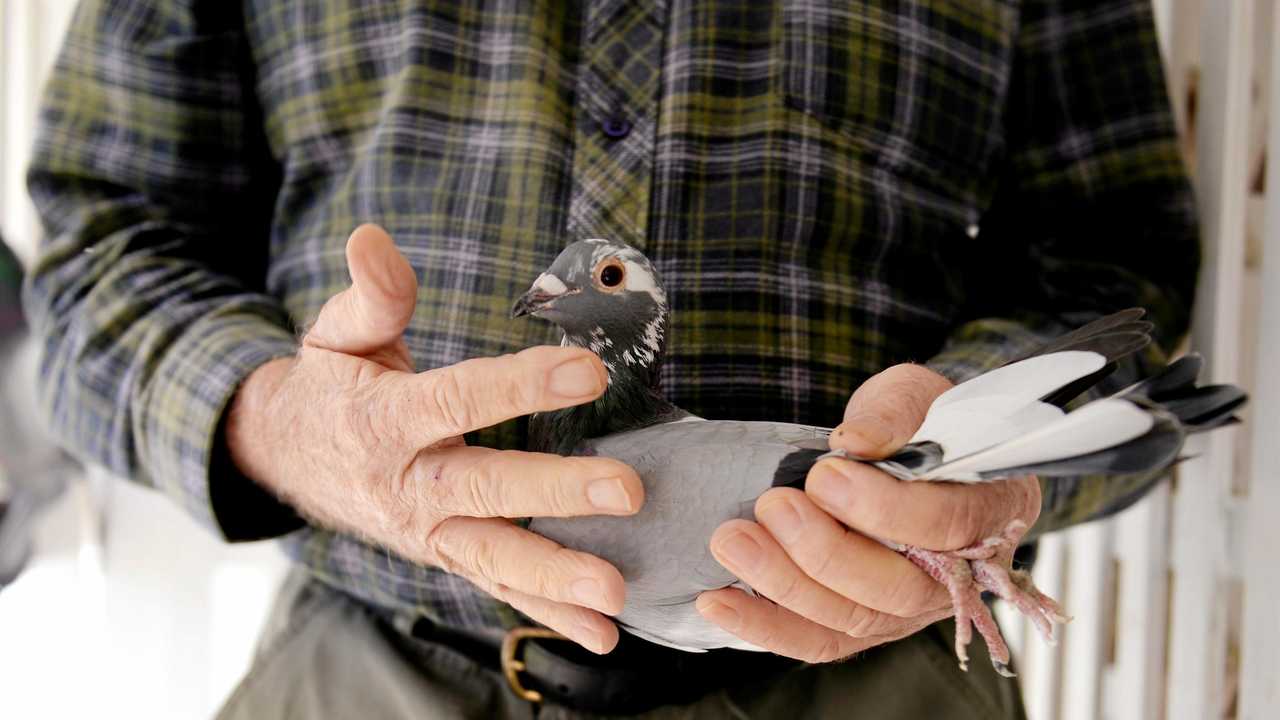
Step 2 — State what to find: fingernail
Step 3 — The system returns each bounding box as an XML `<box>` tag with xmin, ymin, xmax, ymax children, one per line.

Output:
<box><xmin>757</xmin><ymin>497</ymin><xmax>803</xmax><ymax>543</ymax></box>
<box><xmin>838</xmin><ymin>413</ymin><xmax>894</xmax><ymax>453</ymax></box>
<box><xmin>807</xmin><ymin>462</ymin><xmax>853</xmax><ymax>511</ymax></box>
<box><xmin>572</xmin><ymin>578</ymin><xmax>607</xmax><ymax>609</ymax></box>
<box><xmin>588</xmin><ymin>477</ymin><xmax>633</xmax><ymax>513</ymax></box>
<box><xmin>715</xmin><ymin>531</ymin><xmax>763</xmax><ymax>572</ymax></box>
<box><xmin>697</xmin><ymin>597</ymin><xmax>741</xmax><ymax>631</ymax></box>
<box><xmin>549</xmin><ymin>357</ymin><xmax>604</xmax><ymax>398</ymax></box>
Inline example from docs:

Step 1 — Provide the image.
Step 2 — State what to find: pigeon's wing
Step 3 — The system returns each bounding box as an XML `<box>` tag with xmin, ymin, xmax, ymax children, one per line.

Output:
<box><xmin>898</xmin><ymin>349</ymin><xmax>1248</xmax><ymax>482</ymax></box>
<box><xmin>974</xmin><ymin>410</ymin><xmax>1185</xmax><ymax>479</ymax></box>
<box><xmin>883</xmin><ymin>309</ymin><xmax>1156</xmax><ymax>478</ymax></box>
<box><xmin>530</xmin><ymin>419</ymin><xmax>827</xmax><ymax>652</ymax></box>
<box><xmin>916</xmin><ymin>398</ymin><xmax>1156</xmax><ymax>480</ymax></box>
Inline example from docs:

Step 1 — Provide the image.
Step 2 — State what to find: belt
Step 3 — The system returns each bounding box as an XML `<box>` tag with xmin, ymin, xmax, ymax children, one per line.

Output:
<box><xmin>408</xmin><ymin>617</ymin><xmax>801</xmax><ymax>715</ymax></box>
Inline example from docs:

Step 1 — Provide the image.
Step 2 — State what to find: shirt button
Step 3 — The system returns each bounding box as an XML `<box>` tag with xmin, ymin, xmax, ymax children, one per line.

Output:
<box><xmin>600</xmin><ymin>117</ymin><xmax>631</xmax><ymax>139</ymax></box>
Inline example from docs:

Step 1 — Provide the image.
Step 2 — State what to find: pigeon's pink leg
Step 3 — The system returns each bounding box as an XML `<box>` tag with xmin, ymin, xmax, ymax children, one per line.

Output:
<box><xmin>902</xmin><ymin>519</ymin><xmax>1071</xmax><ymax>678</ymax></box>
<box><xmin>904</xmin><ymin>545</ymin><xmax>1014</xmax><ymax>677</ymax></box>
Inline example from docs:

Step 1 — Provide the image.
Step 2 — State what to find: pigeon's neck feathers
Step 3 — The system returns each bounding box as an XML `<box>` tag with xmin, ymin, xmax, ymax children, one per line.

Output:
<box><xmin>529</xmin><ymin>376</ymin><xmax>685</xmax><ymax>455</ymax></box>
<box><xmin>530</xmin><ymin>315</ymin><xmax>682</xmax><ymax>455</ymax></box>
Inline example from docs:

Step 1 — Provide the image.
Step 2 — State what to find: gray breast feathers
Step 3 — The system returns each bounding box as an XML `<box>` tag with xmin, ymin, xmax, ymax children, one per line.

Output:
<box><xmin>530</xmin><ymin>419</ymin><xmax>830</xmax><ymax>651</ymax></box>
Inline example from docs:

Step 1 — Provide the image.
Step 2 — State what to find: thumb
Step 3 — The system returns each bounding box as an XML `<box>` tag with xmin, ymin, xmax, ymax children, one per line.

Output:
<box><xmin>304</xmin><ymin>224</ymin><xmax>419</xmax><ymax>355</ymax></box>
<box><xmin>832</xmin><ymin>363</ymin><xmax>952</xmax><ymax>459</ymax></box>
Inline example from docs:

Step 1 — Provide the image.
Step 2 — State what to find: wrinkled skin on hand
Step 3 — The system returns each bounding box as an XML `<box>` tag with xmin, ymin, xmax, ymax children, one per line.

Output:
<box><xmin>226</xmin><ymin>225</ymin><xmax>647</xmax><ymax>654</ymax></box>
<box><xmin>697</xmin><ymin>364</ymin><xmax>1041</xmax><ymax>663</ymax></box>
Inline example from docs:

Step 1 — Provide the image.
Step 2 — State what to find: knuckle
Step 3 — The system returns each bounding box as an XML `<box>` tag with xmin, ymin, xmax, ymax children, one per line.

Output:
<box><xmin>843</xmin><ymin>605</ymin><xmax>881</xmax><ymax>638</ymax></box>
<box><xmin>338</xmin><ymin>391</ymin><xmax>384</xmax><ymax>453</ymax></box>
<box><xmin>455</xmin><ymin>462</ymin><xmax>499</xmax><ymax>516</ymax></box>
<box><xmin>838</xmin><ymin>602</ymin><xmax>866</xmax><ymax>636</ymax></box>
<box><xmin>886</xmin><ymin>362</ymin><xmax>950</xmax><ymax>393</ymax></box>
<box><xmin>940</xmin><ymin>491</ymin><xmax>983</xmax><ymax>549</ymax></box>
<box><xmin>1020</xmin><ymin>475</ymin><xmax>1043</xmax><ymax>523</ymax></box>
<box><xmin>535</xmin><ymin>460</ymin><xmax>581</xmax><ymax>516</ymax></box>
<box><xmin>505</xmin><ymin>354</ymin><xmax>545</xmax><ymax>411</ymax></box>
<box><xmin>455</xmin><ymin>530</ymin><xmax>499</xmax><ymax>581</ymax></box>
<box><xmin>531</xmin><ymin>558</ymin><xmax>562</xmax><ymax>599</ymax></box>
<box><xmin>752</xmin><ymin>604</ymin><xmax>784</xmax><ymax>650</ymax></box>
<box><xmin>416</xmin><ymin>455</ymin><xmax>452</xmax><ymax>510</ymax></box>
<box><xmin>800</xmin><ymin>535</ymin><xmax>839</xmax><ymax>581</ymax></box>
<box><xmin>879</xmin><ymin>567</ymin><xmax>932</xmax><ymax>617</ymax></box>
<box><xmin>422</xmin><ymin>518</ymin><xmax>465</xmax><ymax>574</ymax></box>
<box><xmin>806</xmin><ymin>635</ymin><xmax>846</xmax><ymax>664</ymax></box>
<box><xmin>769</xmin><ymin>570</ymin><xmax>805</xmax><ymax>607</ymax></box>
<box><xmin>373</xmin><ymin>458</ymin><xmax>422</xmax><ymax>541</ymax></box>
<box><xmin>426</xmin><ymin>370</ymin><xmax>475</xmax><ymax>435</ymax></box>
<box><xmin>541</xmin><ymin>548</ymin><xmax>593</xmax><ymax>598</ymax></box>
<box><xmin>859</xmin><ymin>485</ymin><xmax>902</xmax><ymax>537</ymax></box>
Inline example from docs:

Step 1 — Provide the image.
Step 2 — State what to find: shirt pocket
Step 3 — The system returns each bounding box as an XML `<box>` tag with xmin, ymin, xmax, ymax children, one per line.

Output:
<box><xmin>781</xmin><ymin>0</ymin><xmax>1018</xmax><ymax>200</ymax></box>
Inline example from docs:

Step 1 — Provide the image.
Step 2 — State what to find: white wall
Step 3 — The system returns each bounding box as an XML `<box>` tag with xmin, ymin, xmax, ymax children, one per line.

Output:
<box><xmin>1</xmin><ymin>0</ymin><xmax>79</xmax><ymax>263</ymax></box>
<box><xmin>0</xmin><ymin>3</ymin><xmax>290</xmax><ymax>718</ymax></box>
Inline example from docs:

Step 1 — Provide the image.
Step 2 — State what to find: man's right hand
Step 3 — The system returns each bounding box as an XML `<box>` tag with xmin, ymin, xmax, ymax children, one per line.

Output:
<box><xmin>226</xmin><ymin>224</ymin><xmax>642</xmax><ymax>654</ymax></box>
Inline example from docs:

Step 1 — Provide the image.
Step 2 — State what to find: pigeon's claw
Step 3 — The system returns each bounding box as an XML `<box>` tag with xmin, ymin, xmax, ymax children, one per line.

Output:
<box><xmin>902</xmin><ymin>520</ymin><xmax>1070</xmax><ymax>679</ymax></box>
<box><xmin>904</xmin><ymin>545</ymin><xmax>1013</xmax><ymax>676</ymax></box>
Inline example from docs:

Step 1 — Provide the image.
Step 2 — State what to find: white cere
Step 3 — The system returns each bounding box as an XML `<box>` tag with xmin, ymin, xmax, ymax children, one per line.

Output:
<box><xmin>533</xmin><ymin>272</ymin><xmax>568</xmax><ymax>295</ymax></box>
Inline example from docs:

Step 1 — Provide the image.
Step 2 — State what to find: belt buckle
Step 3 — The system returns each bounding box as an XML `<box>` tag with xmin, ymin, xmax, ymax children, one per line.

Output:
<box><xmin>501</xmin><ymin>626</ymin><xmax>569</xmax><ymax>703</ymax></box>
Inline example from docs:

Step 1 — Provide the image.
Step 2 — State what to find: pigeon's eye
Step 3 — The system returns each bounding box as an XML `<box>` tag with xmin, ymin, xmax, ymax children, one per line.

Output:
<box><xmin>594</xmin><ymin>259</ymin><xmax>626</xmax><ymax>292</ymax></box>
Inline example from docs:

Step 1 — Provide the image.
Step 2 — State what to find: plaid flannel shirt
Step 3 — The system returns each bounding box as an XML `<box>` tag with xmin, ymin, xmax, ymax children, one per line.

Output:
<box><xmin>26</xmin><ymin>0</ymin><xmax>1197</xmax><ymax>631</ymax></box>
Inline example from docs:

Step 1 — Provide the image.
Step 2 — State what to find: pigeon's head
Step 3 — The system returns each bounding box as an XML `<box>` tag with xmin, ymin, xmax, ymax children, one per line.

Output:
<box><xmin>512</xmin><ymin>238</ymin><xmax>668</xmax><ymax>381</ymax></box>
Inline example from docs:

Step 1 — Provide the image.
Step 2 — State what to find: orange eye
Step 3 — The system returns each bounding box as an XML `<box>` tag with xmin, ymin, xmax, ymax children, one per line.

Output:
<box><xmin>594</xmin><ymin>259</ymin><xmax>626</xmax><ymax>292</ymax></box>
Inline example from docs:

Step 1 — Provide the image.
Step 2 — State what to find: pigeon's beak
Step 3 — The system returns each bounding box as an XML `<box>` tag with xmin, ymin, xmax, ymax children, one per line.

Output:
<box><xmin>510</xmin><ymin>288</ymin><xmax>560</xmax><ymax>319</ymax></box>
<box><xmin>511</xmin><ymin>274</ymin><xmax>572</xmax><ymax>319</ymax></box>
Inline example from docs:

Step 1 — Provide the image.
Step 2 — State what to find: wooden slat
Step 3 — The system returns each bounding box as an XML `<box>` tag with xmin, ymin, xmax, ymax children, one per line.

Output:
<box><xmin>1106</xmin><ymin>484</ymin><xmax>1172</xmax><ymax>720</ymax></box>
<box><xmin>1059</xmin><ymin>521</ymin><xmax>1114</xmax><ymax>720</ymax></box>
<box><xmin>1238</xmin><ymin>6</ymin><xmax>1280</xmax><ymax>716</ymax></box>
<box><xmin>1023</xmin><ymin>532</ymin><xmax>1068</xmax><ymax>720</ymax></box>
<box><xmin>1167</xmin><ymin>0</ymin><xmax>1255</xmax><ymax>718</ymax></box>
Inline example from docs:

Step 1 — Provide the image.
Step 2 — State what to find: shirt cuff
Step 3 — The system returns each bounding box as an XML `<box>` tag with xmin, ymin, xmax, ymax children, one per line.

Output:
<box><xmin>139</xmin><ymin>311</ymin><xmax>304</xmax><ymax>541</ymax></box>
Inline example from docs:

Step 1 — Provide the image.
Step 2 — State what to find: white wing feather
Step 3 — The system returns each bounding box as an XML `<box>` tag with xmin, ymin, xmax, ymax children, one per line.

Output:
<box><xmin>909</xmin><ymin>394</ymin><xmax>1066</xmax><ymax>463</ymax></box>
<box><xmin>932</xmin><ymin>351</ymin><xmax>1107</xmax><ymax>408</ymax></box>
<box><xmin>919</xmin><ymin>398</ymin><xmax>1153</xmax><ymax>481</ymax></box>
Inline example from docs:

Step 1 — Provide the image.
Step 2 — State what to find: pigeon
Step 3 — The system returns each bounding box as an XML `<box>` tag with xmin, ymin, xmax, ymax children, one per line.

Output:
<box><xmin>511</xmin><ymin>238</ymin><xmax>1247</xmax><ymax>677</ymax></box>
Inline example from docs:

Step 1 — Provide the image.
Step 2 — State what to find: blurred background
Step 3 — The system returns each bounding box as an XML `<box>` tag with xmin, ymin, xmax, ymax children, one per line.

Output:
<box><xmin>1</xmin><ymin>1</ymin><xmax>1277</xmax><ymax>719</ymax></box>
<box><xmin>1</xmin><ymin>7</ymin><xmax>289</xmax><ymax>720</ymax></box>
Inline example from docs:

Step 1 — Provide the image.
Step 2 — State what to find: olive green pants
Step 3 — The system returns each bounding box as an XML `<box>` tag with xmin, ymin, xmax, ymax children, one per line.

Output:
<box><xmin>218</xmin><ymin>571</ymin><xmax>1026</xmax><ymax>719</ymax></box>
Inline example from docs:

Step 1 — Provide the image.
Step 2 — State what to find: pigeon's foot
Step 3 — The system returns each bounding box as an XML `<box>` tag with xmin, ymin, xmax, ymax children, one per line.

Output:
<box><xmin>902</xmin><ymin>519</ymin><xmax>1071</xmax><ymax>678</ymax></box>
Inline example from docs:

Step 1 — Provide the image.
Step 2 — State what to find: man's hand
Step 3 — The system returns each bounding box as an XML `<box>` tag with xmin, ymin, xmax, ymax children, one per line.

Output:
<box><xmin>226</xmin><ymin>225</ymin><xmax>644</xmax><ymax>654</ymax></box>
<box><xmin>696</xmin><ymin>364</ymin><xmax>1041</xmax><ymax>663</ymax></box>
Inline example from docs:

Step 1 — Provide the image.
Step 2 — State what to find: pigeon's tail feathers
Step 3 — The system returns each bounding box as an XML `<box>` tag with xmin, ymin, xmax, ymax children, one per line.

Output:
<box><xmin>1010</xmin><ymin>308</ymin><xmax>1152</xmax><ymax>366</ymax></box>
<box><xmin>1156</xmin><ymin>385</ymin><xmax>1248</xmax><ymax>431</ymax></box>
<box><xmin>1121</xmin><ymin>354</ymin><xmax>1248</xmax><ymax>432</ymax></box>
<box><xmin>772</xmin><ymin>448</ymin><xmax>828</xmax><ymax>488</ymax></box>
<box><xmin>1123</xmin><ymin>353</ymin><xmax>1202</xmax><ymax>399</ymax></box>
<box><xmin>975</xmin><ymin>412</ymin><xmax>1184</xmax><ymax>479</ymax></box>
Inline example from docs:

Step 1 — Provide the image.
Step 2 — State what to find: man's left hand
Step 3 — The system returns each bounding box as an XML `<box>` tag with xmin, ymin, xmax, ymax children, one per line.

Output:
<box><xmin>695</xmin><ymin>363</ymin><xmax>1041</xmax><ymax>663</ymax></box>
